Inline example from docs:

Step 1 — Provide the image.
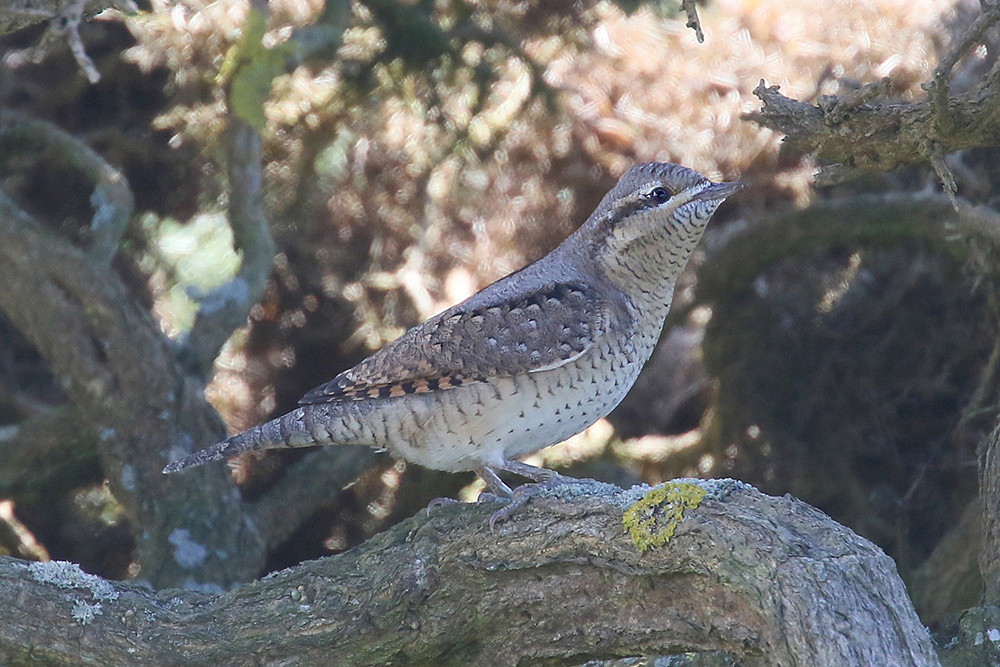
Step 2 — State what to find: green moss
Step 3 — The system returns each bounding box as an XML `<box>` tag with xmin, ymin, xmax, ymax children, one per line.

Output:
<box><xmin>622</xmin><ymin>482</ymin><xmax>708</xmax><ymax>552</ymax></box>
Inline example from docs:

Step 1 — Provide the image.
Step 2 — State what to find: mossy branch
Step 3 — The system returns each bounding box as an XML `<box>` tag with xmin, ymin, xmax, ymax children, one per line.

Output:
<box><xmin>0</xmin><ymin>482</ymin><xmax>938</xmax><ymax>666</ymax></box>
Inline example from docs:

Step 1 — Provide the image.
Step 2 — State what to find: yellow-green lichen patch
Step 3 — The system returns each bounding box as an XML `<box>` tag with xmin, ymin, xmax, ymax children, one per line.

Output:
<box><xmin>622</xmin><ymin>482</ymin><xmax>708</xmax><ymax>551</ymax></box>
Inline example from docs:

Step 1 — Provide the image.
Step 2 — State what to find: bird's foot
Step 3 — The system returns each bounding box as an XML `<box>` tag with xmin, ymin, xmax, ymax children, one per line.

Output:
<box><xmin>476</xmin><ymin>491</ymin><xmax>507</xmax><ymax>504</ymax></box>
<box><xmin>488</xmin><ymin>473</ymin><xmax>574</xmax><ymax>531</ymax></box>
<box><xmin>427</xmin><ymin>466</ymin><xmax>517</xmax><ymax>516</ymax></box>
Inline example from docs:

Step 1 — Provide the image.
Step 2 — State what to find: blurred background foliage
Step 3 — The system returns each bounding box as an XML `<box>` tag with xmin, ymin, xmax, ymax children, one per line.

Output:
<box><xmin>1</xmin><ymin>0</ymin><xmax>998</xmax><ymax>639</ymax></box>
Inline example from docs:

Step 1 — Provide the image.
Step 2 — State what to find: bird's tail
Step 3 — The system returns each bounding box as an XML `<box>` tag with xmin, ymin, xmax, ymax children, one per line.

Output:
<box><xmin>163</xmin><ymin>406</ymin><xmax>334</xmax><ymax>473</ymax></box>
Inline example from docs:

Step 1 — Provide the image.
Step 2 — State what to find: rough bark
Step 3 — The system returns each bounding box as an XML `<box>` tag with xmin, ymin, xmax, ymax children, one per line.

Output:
<box><xmin>0</xmin><ymin>157</ymin><xmax>265</xmax><ymax>590</ymax></box>
<box><xmin>744</xmin><ymin>78</ymin><xmax>1000</xmax><ymax>186</ymax></box>
<box><xmin>0</xmin><ymin>481</ymin><xmax>939</xmax><ymax>667</ymax></box>
<box><xmin>980</xmin><ymin>424</ymin><xmax>1000</xmax><ymax>605</ymax></box>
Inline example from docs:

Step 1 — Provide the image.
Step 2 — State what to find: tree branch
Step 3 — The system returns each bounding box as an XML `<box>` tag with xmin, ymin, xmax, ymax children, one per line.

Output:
<box><xmin>0</xmin><ymin>113</ymin><xmax>134</xmax><ymax>264</ymax></box>
<box><xmin>0</xmin><ymin>482</ymin><xmax>939</xmax><ymax>666</ymax></box>
<box><xmin>0</xmin><ymin>0</ymin><xmax>116</xmax><ymax>37</ymax></box>
<box><xmin>928</xmin><ymin>1</ymin><xmax>1000</xmax><ymax>135</ymax></box>
<box><xmin>0</xmin><ymin>151</ymin><xmax>265</xmax><ymax>589</ymax></box>
<box><xmin>0</xmin><ymin>404</ymin><xmax>100</xmax><ymax>497</ymax></box>
<box><xmin>681</xmin><ymin>0</ymin><xmax>704</xmax><ymax>43</ymax></box>
<box><xmin>246</xmin><ymin>447</ymin><xmax>378</xmax><ymax>552</ymax></box>
<box><xmin>697</xmin><ymin>193</ymin><xmax>1000</xmax><ymax>305</ymax></box>
<box><xmin>980</xmin><ymin>424</ymin><xmax>1000</xmax><ymax>605</ymax></box>
<box><xmin>745</xmin><ymin>2</ymin><xmax>1000</xmax><ymax>190</ymax></box>
<box><xmin>182</xmin><ymin>29</ymin><xmax>276</xmax><ymax>377</ymax></box>
<box><xmin>745</xmin><ymin>80</ymin><xmax>1000</xmax><ymax>187</ymax></box>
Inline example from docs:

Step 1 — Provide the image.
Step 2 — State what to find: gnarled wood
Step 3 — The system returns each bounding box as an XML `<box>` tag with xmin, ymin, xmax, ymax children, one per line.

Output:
<box><xmin>0</xmin><ymin>482</ymin><xmax>939</xmax><ymax>666</ymax></box>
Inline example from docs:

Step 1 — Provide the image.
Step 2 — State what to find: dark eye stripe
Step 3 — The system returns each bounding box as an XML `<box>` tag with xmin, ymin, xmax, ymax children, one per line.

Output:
<box><xmin>597</xmin><ymin>185</ymin><xmax>677</xmax><ymax>232</ymax></box>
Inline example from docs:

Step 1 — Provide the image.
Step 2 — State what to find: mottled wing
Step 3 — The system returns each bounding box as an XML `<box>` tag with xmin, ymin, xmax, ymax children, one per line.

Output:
<box><xmin>299</xmin><ymin>281</ymin><xmax>622</xmax><ymax>404</ymax></box>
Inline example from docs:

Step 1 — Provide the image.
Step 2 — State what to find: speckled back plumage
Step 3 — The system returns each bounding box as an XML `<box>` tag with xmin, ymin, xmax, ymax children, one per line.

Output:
<box><xmin>299</xmin><ymin>280</ymin><xmax>627</xmax><ymax>403</ymax></box>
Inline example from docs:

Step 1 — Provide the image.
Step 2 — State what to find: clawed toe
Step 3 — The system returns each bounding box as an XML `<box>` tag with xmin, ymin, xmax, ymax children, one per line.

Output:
<box><xmin>488</xmin><ymin>478</ymin><xmax>563</xmax><ymax>531</ymax></box>
<box><xmin>476</xmin><ymin>462</ymin><xmax>582</xmax><ymax>531</ymax></box>
<box><xmin>424</xmin><ymin>496</ymin><xmax>460</xmax><ymax>515</ymax></box>
<box><xmin>488</xmin><ymin>506</ymin><xmax>513</xmax><ymax>532</ymax></box>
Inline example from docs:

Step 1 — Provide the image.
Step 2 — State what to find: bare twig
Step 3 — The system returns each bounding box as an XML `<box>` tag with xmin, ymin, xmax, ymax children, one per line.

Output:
<box><xmin>0</xmin><ymin>0</ymin><xmax>111</xmax><ymax>37</ymax></box>
<box><xmin>52</xmin><ymin>0</ymin><xmax>101</xmax><ymax>84</ymax></box>
<box><xmin>921</xmin><ymin>139</ymin><xmax>959</xmax><ymax>210</ymax></box>
<box><xmin>925</xmin><ymin>2</ymin><xmax>1000</xmax><ymax>135</ymax></box>
<box><xmin>1</xmin><ymin>0</ymin><xmax>137</xmax><ymax>79</ymax></box>
<box><xmin>681</xmin><ymin>0</ymin><xmax>704</xmax><ymax>43</ymax></box>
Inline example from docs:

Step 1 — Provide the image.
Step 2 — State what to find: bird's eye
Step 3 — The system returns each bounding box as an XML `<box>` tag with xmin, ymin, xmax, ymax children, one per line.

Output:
<box><xmin>647</xmin><ymin>186</ymin><xmax>671</xmax><ymax>203</ymax></box>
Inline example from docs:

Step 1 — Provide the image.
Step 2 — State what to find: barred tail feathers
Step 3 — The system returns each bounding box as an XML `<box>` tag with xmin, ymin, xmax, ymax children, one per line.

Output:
<box><xmin>162</xmin><ymin>405</ymin><xmax>348</xmax><ymax>473</ymax></box>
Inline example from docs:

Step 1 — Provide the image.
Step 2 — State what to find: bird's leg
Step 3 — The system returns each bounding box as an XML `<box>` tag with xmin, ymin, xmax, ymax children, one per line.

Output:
<box><xmin>425</xmin><ymin>466</ymin><xmax>513</xmax><ymax>515</ymax></box>
<box><xmin>475</xmin><ymin>466</ymin><xmax>514</xmax><ymax>501</ymax></box>
<box><xmin>487</xmin><ymin>459</ymin><xmax>576</xmax><ymax>530</ymax></box>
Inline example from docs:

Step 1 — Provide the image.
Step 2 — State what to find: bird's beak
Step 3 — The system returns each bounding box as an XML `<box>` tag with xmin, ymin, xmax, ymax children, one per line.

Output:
<box><xmin>692</xmin><ymin>181</ymin><xmax>748</xmax><ymax>202</ymax></box>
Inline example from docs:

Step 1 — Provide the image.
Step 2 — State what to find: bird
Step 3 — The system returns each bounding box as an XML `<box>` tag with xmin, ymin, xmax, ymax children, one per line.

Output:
<box><xmin>164</xmin><ymin>162</ymin><xmax>744</xmax><ymax>525</ymax></box>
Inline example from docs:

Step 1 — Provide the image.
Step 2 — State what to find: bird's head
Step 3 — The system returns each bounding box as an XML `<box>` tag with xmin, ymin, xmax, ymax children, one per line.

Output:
<box><xmin>576</xmin><ymin>162</ymin><xmax>744</xmax><ymax>296</ymax></box>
